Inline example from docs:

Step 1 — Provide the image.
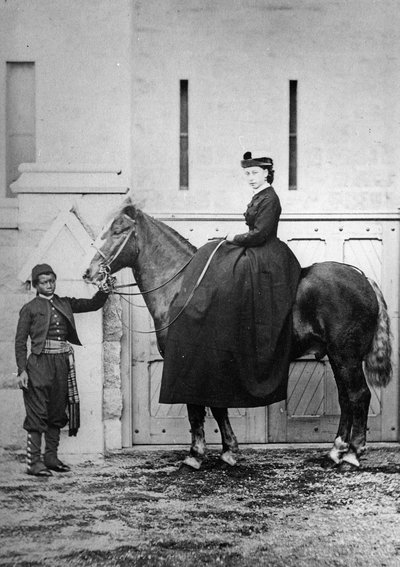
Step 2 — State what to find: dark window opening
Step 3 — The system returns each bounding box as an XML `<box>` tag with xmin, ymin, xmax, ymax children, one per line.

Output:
<box><xmin>289</xmin><ymin>80</ymin><xmax>297</xmax><ymax>190</ymax></box>
<box><xmin>179</xmin><ymin>79</ymin><xmax>189</xmax><ymax>190</ymax></box>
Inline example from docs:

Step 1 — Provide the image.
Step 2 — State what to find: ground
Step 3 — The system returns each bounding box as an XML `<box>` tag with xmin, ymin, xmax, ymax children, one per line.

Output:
<box><xmin>1</xmin><ymin>445</ymin><xmax>400</xmax><ymax>566</ymax></box>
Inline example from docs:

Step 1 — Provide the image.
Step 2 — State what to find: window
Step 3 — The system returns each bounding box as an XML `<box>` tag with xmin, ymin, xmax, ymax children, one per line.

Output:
<box><xmin>179</xmin><ymin>79</ymin><xmax>189</xmax><ymax>190</ymax></box>
<box><xmin>289</xmin><ymin>80</ymin><xmax>297</xmax><ymax>190</ymax></box>
<box><xmin>6</xmin><ymin>62</ymin><xmax>36</xmax><ymax>197</ymax></box>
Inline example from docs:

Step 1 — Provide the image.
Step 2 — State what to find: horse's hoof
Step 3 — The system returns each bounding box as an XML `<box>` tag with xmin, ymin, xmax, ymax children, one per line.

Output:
<box><xmin>328</xmin><ymin>447</ymin><xmax>343</xmax><ymax>465</ymax></box>
<box><xmin>341</xmin><ymin>451</ymin><xmax>360</xmax><ymax>468</ymax></box>
<box><xmin>182</xmin><ymin>456</ymin><xmax>202</xmax><ymax>470</ymax></box>
<box><xmin>220</xmin><ymin>451</ymin><xmax>237</xmax><ymax>467</ymax></box>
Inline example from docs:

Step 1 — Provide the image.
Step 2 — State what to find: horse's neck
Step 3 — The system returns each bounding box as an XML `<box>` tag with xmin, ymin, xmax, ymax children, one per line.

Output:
<box><xmin>133</xmin><ymin>214</ymin><xmax>194</xmax><ymax>326</ymax></box>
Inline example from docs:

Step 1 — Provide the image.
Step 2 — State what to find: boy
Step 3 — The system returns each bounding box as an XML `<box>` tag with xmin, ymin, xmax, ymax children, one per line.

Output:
<box><xmin>15</xmin><ymin>263</ymin><xmax>109</xmax><ymax>476</ymax></box>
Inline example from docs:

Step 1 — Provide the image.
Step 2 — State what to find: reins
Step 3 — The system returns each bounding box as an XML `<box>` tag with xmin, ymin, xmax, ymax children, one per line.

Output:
<box><xmin>111</xmin><ymin>255</ymin><xmax>194</xmax><ymax>296</ymax></box>
<box><xmin>119</xmin><ymin>239</ymin><xmax>225</xmax><ymax>334</ymax></box>
<box><xmin>95</xmin><ymin>230</ymin><xmax>225</xmax><ymax>334</ymax></box>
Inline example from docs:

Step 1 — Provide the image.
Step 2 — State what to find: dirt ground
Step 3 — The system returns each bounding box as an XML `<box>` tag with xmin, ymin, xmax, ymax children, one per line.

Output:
<box><xmin>1</xmin><ymin>445</ymin><xmax>400</xmax><ymax>567</ymax></box>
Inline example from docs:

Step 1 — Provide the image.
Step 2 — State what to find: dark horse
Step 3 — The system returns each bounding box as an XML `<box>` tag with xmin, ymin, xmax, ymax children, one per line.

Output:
<box><xmin>83</xmin><ymin>198</ymin><xmax>392</xmax><ymax>469</ymax></box>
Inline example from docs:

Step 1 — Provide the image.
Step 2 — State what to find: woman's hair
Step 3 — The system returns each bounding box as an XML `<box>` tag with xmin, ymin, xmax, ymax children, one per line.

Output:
<box><xmin>264</xmin><ymin>166</ymin><xmax>274</xmax><ymax>185</ymax></box>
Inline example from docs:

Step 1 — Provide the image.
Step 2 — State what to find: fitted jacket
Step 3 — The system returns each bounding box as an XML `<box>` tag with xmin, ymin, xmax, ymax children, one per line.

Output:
<box><xmin>232</xmin><ymin>187</ymin><xmax>281</xmax><ymax>247</ymax></box>
<box><xmin>15</xmin><ymin>291</ymin><xmax>108</xmax><ymax>374</ymax></box>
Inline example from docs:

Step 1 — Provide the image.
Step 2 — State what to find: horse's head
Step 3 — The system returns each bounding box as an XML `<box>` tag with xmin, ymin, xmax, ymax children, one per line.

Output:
<box><xmin>83</xmin><ymin>201</ymin><xmax>139</xmax><ymax>289</ymax></box>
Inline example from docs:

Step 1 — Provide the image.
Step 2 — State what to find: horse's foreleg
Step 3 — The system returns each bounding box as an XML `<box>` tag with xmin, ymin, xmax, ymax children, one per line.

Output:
<box><xmin>184</xmin><ymin>404</ymin><xmax>206</xmax><ymax>470</ymax></box>
<box><xmin>210</xmin><ymin>407</ymin><xmax>239</xmax><ymax>466</ymax></box>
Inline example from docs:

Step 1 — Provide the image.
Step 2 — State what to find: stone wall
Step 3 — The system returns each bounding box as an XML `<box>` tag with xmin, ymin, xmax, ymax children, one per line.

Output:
<box><xmin>103</xmin><ymin>294</ymin><xmax>123</xmax><ymax>450</ymax></box>
<box><xmin>0</xmin><ymin>224</ymin><xmax>28</xmax><ymax>450</ymax></box>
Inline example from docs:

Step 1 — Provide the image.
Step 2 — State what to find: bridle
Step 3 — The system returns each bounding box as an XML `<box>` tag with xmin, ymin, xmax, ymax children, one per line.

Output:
<box><xmin>91</xmin><ymin>224</ymin><xmax>137</xmax><ymax>293</ymax></box>
<box><xmin>92</xmin><ymin>224</ymin><xmax>195</xmax><ymax>297</ymax></box>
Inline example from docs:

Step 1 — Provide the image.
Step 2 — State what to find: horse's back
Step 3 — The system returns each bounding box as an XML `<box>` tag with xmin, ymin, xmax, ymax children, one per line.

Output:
<box><xmin>293</xmin><ymin>261</ymin><xmax>378</xmax><ymax>358</ymax></box>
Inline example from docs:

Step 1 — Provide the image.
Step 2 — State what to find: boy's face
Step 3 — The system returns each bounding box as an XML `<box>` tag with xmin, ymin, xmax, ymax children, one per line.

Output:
<box><xmin>35</xmin><ymin>274</ymin><xmax>56</xmax><ymax>296</ymax></box>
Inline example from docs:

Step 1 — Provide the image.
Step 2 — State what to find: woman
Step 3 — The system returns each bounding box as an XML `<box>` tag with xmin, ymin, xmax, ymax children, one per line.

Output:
<box><xmin>227</xmin><ymin>152</ymin><xmax>285</xmax><ymax>245</ymax></box>
<box><xmin>160</xmin><ymin>151</ymin><xmax>301</xmax><ymax>408</ymax></box>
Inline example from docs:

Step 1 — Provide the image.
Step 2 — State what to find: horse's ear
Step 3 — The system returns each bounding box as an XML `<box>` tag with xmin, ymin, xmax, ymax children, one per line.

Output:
<box><xmin>122</xmin><ymin>204</ymin><xmax>138</xmax><ymax>219</ymax></box>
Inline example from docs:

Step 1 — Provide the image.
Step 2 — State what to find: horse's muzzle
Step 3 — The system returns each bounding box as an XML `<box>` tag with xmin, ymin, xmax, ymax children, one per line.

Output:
<box><xmin>82</xmin><ymin>269</ymin><xmax>91</xmax><ymax>281</ymax></box>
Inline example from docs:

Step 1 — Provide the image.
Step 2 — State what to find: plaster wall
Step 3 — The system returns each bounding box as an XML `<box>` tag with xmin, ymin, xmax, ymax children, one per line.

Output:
<box><xmin>0</xmin><ymin>0</ymin><xmax>132</xmax><ymax>457</ymax></box>
<box><xmin>0</xmin><ymin>0</ymin><xmax>132</xmax><ymax>197</ymax></box>
<box><xmin>131</xmin><ymin>0</ymin><xmax>400</xmax><ymax>214</ymax></box>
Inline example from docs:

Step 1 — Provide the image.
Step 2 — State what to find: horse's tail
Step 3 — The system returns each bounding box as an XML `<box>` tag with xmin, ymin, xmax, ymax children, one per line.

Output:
<box><xmin>363</xmin><ymin>278</ymin><xmax>392</xmax><ymax>387</ymax></box>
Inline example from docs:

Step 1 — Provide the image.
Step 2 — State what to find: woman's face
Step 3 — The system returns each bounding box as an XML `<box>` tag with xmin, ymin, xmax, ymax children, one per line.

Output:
<box><xmin>243</xmin><ymin>166</ymin><xmax>267</xmax><ymax>191</ymax></box>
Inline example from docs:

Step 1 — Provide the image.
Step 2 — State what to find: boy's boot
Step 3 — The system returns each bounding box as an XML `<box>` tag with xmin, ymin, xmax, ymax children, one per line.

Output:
<box><xmin>44</xmin><ymin>426</ymin><xmax>71</xmax><ymax>472</ymax></box>
<box><xmin>26</xmin><ymin>431</ymin><xmax>52</xmax><ymax>477</ymax></box>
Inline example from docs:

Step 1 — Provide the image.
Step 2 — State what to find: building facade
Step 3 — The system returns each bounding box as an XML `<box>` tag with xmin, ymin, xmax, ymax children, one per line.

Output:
<box><xmin>0</xmin><ymin>0</ymin><xmax>399</xmax><ymax>458</ymax></box>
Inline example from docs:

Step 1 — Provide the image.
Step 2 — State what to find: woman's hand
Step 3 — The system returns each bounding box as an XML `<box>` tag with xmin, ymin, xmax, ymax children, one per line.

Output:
<box><xmin>225</xmin><ymin>233</ymin><xmax>237</xmax><ymax>243</ymax></box>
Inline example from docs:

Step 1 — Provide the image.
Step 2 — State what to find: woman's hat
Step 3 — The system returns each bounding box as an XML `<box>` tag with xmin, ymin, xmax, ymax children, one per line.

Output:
<box><xmin>241</xmin><ymin>151</ymin><xmax>273</xmax><ymax>169</ymax></box>
<box><xmin>31</xmin><ymin>263</ymin><xmax>57</xmax><ymax>283</ymax></box>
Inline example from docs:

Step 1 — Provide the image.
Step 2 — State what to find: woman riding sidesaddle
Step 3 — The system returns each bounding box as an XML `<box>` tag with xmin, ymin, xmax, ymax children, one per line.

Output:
<box><xmin>160</xmin><ymin>152</ymin><xmax>301</xmax><ymax>408</ymax></box>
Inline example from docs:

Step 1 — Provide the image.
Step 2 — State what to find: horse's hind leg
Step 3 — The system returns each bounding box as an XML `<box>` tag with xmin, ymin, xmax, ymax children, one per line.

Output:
<box><xmin>210</xmin><ymin>407</ymin><xmax>239</xmax><ymax>466</ymax></box>
<box><xmin>184</xmin><ymin>404</ymin><xmax>206</xmax><ymax>470</ymax></box>
<box><xmin>344</xmin><ymin>365</ymin><xmax>371</xmax><ymax>466</ymax></box>
<box><xmin>329</xmin><ymin>355</ymin><xmax>371</xmax><ymax>467</ymax></box>
<box><xmin>328</xmin><ymin>377</ymin><xmax>352</xmax><ymax>465</ymax></box>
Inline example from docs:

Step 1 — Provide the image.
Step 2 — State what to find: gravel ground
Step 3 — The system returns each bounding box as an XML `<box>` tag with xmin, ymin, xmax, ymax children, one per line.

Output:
<box><xmin>1</xmin><ymin>445</ymin><xmax>400</xmax><ymax>566</ymax></box>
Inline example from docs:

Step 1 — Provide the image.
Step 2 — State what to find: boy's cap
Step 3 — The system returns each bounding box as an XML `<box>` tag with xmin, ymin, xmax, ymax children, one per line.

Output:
<box><xmin>32</xmin><ymin>264</ymin><xmax>57</xmax><ymax>283</ymax></box>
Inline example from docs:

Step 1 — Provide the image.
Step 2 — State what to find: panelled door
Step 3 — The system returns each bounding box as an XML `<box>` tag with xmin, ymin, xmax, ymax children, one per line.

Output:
<box><xmin>125</xmin><ymin>214</ymin><xmax>399</xmax><ymax>446</ymax></box>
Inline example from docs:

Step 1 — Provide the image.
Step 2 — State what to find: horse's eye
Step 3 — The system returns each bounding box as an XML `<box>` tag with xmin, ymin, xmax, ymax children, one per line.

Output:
<box><xmin>113</xmin><ymin>225</ymin><xmax>129</xmax><ymax>236</ymax></box>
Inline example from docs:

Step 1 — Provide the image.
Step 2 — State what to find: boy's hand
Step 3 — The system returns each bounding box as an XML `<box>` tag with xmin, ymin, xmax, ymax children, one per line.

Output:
<box><xmin>18</xmin><ymin>371</ymin><xmax>28</xmax><ymax>390</ymax></box>
<box><xmin>97</xmin><ymin>274</ymin><xmax>116</xmax><ymax>293</ymax></box>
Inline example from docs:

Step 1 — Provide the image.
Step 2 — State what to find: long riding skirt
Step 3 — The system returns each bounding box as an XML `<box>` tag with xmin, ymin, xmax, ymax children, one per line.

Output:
<box><xmin>160</xmin><ymin>239</ymin><xmax>301</xmax><ymax>407</ymax></box>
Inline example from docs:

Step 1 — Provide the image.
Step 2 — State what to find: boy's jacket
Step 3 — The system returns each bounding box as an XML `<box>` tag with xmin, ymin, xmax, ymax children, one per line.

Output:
<box><xmin>15</xmin><ymin>291</ymin><xmax>107</xmax><ymax>374</ymax></box>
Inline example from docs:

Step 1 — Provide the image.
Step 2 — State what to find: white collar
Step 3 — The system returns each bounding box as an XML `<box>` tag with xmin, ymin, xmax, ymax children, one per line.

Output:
<box><xmin>252</xmin><ymin>182</ymin><xmax>270</xmax><ymax>196</ymax></box>
<box><xmin>38</xmin><ymin>294</ymin><xmax>54</xmax><ymax>300</ymax></box>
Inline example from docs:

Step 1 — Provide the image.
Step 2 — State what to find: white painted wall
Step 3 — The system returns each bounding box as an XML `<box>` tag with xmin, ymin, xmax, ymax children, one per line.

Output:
<box><xmin>0</xmin><ymin>0</ymin><xmax>132</xmax><ymax>197</ymax></box>
<box><xmin>131</xmin><ymin>0</ymin><xmax>400</xmax><ymax>214</ymax></box>
<box><xmin>0</xmin><ymin>0</ymin><xmax>132</xmax><ymax>457</ymax></box>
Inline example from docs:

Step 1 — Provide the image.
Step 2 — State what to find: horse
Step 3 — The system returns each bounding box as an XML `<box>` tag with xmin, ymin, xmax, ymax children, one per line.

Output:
<box><xmin>83</xmin><ymin>198</ymin><xmax>392</xmax><ymax>470</ymax></box>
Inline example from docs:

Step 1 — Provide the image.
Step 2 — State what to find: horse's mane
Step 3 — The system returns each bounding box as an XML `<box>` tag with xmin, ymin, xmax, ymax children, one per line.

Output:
<box><xmin>107</xmin><ymin>197</ymin><xmax>197</xmax><ymax>254</ymax></box>
<box><xmin>145</xmin><ymin>213</ymin><xmax>197</xmax><ymax>254</ymax></box>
